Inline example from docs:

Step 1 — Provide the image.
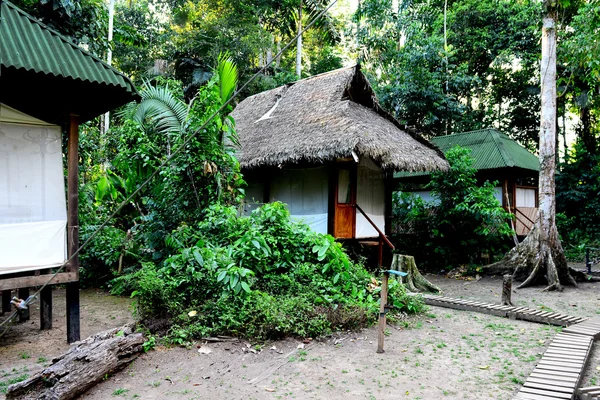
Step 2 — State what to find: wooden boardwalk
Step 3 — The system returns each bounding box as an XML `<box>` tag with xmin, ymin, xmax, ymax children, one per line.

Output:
<box><xmin>513</xmin><ymin>332</ymin><xmax>594</xmax><ymax>399</ymax></box>
<box><xmin>421</xmin><ymin>294</ymin><xmax>588</xmax><ymax>326</ymax></box>
<box><xmin>579</xmin><ymin>386</ymin><xmax>600</xmax><ymax>399</ymax></box>
<box><xmin>419</xmin><ymin>294</ymin><xmax>599</xmax><ymax>399</ymax></box>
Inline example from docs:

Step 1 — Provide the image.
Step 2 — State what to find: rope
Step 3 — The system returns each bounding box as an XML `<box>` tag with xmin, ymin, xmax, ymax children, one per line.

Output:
<box><xmin>0</xmin><ymin>0</ymin><xmax>339</xmax><ymax>339</ymax></box>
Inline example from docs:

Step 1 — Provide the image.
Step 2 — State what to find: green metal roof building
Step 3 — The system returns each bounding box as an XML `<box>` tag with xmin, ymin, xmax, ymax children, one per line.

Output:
<box><xmin>395</xmin><ymin>129</ymin><xmax>540</xmax><ymax>236</ymax></box>
<box><xmin>395</xmin><ymin>128</ymin><xmax>539</xmax><ymax>179</ymax></box>
<box><xmin>0</xmin><ymin>0</ymin><xmax>139</xmax><ymax>123</ymax></box>
<box><xmin>0</xmin><ymin>0</ymin><xmax>139</xmax><ymax>343</ymax></box>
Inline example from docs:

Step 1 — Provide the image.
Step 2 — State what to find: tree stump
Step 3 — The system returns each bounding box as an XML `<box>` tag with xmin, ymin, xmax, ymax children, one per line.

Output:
<box><xmin>391</xmin><ymin>254</ymin><xmax>441</xmax><ymax>293</ymax></box>
<box><xmin>501</xmin><ymin>274</ymin><xmax>513</xmax><ymax>306</ymax></box>
<box><xmin>6</xmin><ymin>324</ymin><xmax>144</xmax><ymax>400</ymax></box>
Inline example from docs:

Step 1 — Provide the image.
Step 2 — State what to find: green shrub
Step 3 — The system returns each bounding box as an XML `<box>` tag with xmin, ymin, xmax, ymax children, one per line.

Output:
<box><xmin>115</xmin><ymin>202</ymin><xmax>422</xmax><ymax>342</ymax></box>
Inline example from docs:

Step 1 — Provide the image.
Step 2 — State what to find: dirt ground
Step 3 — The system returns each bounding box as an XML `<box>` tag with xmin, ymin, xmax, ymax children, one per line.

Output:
<box><xmin>1</xmin><ymin>271</ymin><xmax>600</xmax><ymax>400</ymax></box>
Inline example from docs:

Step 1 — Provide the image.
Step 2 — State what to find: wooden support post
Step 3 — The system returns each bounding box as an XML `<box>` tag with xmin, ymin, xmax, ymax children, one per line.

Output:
<box><xmin>18</xmin><ymin>287</ymin><xmax>30</xmax><ymax>322</ymax></box>
<box><xmin>377</xmin><ymin>272</ymin><xmax>389</xmax><ymax>354</ymax></box>
<box><xmin>378</xmin><ymin>235</ymin><xmax>383</xmax><ymax>268</ymax></box>
<box><xmin>67</xmin><ymin>114</ymin><xmax>80</xmax><ymax>344</ymax></box>
<box><xmin>40</xmin><ymin>284</ymin><xmax>52</xmax><ymax>330</ymax></box>
<box><xmin>501</xmin><ymin>274</ymin><xmax>513</xmax><ymax>306</ymax></box>
<box><xmin>2</xmin><ymin>290</ymin><xmax>11</xmax><ymax>314</ymax></box>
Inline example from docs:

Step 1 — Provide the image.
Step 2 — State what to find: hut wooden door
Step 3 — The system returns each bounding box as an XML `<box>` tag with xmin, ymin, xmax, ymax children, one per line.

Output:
<box><xmin>334</xmin><ymin>165</ymin><xmax>356</xmax><ymax>238</ymax></box>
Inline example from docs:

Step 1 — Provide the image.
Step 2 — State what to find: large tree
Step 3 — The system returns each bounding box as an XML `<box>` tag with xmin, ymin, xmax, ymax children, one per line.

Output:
<box><xmin>487</xmin><ymin>1</ymin><xmax>589</xmax><ymax>290</ymax></box>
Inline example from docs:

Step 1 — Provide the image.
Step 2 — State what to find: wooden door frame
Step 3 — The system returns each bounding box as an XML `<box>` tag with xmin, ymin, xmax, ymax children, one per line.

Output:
<box><xmin>331</xmin><ymin>162</ymin><xmax>357</xmax><ymax>239</ymax></box>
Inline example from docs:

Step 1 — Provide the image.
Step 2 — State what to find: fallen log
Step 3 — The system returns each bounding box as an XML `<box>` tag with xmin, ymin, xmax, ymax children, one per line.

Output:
<box><xmin>6</xmin><ymin>324</ymin><xmax>144</xmax><ymax>400</ymax></box>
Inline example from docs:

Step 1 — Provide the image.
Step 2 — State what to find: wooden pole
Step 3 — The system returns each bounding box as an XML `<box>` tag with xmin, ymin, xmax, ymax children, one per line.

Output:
<box><xmin>501</xmin><ymin>274</ymin><xmax>513</xmax><ymax>306</ymax></box>
<box><xmin>17</xmin><ymin>287</ymin><xmax>30</xmax><ymax>322</ymax></box>
<box><xmin>40</xmin><ymin>286</ymin><xmax>52</xmax><ymax>330</ymax></box>
<box><xmin>378</xmin><ymin>234</ymin><xmax>383</xmax><ymax>268</ymax></box>
<box><xmin>66</xmin><ymin>114</ymin><xmax>80</xmax><ymax>343</ymax></box>
<box><xmin>2</xmin><ymin>290</ymin><xmax>11</xmax><ymax>314</ymax></box>
<box><xmin>376</xmin><ymin>272</ymin><xmax>389</xmax><ymax>353</ymax></box>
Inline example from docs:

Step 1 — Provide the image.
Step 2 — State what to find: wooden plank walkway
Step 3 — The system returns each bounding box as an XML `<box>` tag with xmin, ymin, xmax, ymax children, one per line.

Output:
<box><xmin>420</xmin><ymin>294</ymin><xmax>588</xmax><ymax>326</ymax></box>
<box><xmin>562</xmin><ymin>319</ymin><xmax>600</xmax><ymax>339</ymax></box>
<box><xmin>513</xmin><ymin>332</ymin><xmax>594</xmax><ymax>400</ymax></box>
<box><xmin>418</xmin><ymin>294</ymin><xmax>600</xmax><ymax>400</ymax></box>
<box><xmin>418</xmin><ymin>295</ymin><xmax>600</xmax><ymax>399</ymax></box>
<box><xmin>579</xmin><ymin>386</ymin><xmax>600</xmax><ymax>399</ymax></box>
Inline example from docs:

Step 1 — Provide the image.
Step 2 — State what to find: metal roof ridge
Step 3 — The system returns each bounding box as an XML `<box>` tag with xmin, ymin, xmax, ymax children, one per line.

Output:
<box><xmin>489</xmin><ymin>129</ymin><xmax>515</xmax><ymax>168</ymax></box>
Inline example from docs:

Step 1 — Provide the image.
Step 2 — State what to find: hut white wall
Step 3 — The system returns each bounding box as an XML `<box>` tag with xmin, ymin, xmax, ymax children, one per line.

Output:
<box><xmin>355</xmin><ymin>157</ymin><xmax>385</xmax><ymax>238</ymax></box>
<box><xmin>269</xmin><ymin>166</ymin><xmax>329</xmax><ymax>234</ymax></box>
<box><xmin>0</xmin><ymin>104</ymin><xmax>67</xmax><ymax>274</ymax></box>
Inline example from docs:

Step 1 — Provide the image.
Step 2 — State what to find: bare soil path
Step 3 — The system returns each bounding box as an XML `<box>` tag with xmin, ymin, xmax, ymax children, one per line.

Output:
<box><xmin>1</xmin><ymin>273</ymin><xmax>599</xmax><ymax>400</ymax></box>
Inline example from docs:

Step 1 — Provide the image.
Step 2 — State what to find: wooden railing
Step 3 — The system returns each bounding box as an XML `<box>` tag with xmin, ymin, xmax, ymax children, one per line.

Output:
<box><xmin>355</xmin><ymin>204</ymin><xmax>395</xmax><ymax>267</ymax></box>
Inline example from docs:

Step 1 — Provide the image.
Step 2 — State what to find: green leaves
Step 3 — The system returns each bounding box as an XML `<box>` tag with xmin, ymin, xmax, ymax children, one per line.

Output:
<box><xmin>217</xmin><ymin>53</ymin><xmax>238</xmax><ymax>106</ymax></box>
<box><xmin>127</xmin><ymin>81</ymin><xmax>190</xmax><ymax>135</ymax></box>
<box><xmin>216</xmin><ymin>264</ymin><xmax>254</xmax><ymax>295</ymax></box>
<box><xmin>395</xmin><ymin>145</ymin><xmax>513</xmax><ymax>269</ymax></box>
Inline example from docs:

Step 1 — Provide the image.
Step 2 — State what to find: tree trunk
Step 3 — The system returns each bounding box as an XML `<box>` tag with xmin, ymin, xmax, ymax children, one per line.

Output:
<box><xmin>391</xmin><ymin>254</ymin><xmax>441</xmax><ymax>293</ymax></box>
<box><xmin>266</xmin><ymin>35</ymin><xmax>274</xmax><ymax>66</ymax></box>
<box><xmin>484</xmin><ymin>15</ymin><xmax>576</xmax><ymax>291</ymax></box>
<box><xmin>6</xmin><ymin>325</ymin><xmax>144</xmax><ymax>400</ymax></box>
<box><xmin>296</xmin><ymin>1</ymin><xmax>303</xmax><ymax>79</ymax></box>
<box><xmin>276</xmin><ymin>38</ymin><xmax>281</xmax><ymax>68</ymax></box>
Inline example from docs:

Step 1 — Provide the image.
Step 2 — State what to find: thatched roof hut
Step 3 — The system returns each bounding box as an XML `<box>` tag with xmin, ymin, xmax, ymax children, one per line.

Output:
<box><xmin>231</xmin><ymin>66</ymin><xmax>448</xmax><ymax>172</ymax></box>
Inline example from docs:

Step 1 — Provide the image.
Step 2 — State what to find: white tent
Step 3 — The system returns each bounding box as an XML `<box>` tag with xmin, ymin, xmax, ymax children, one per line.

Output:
<box><xmin>0</xmin><ymin>104</ymin><xmax>67</xmax><ymax>274</ymax></box>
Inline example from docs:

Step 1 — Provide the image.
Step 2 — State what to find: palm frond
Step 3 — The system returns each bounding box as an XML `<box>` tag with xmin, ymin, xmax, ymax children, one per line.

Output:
<box><xmin>133</xmin><ymin>82</ymin><xmax>189</xmax><ymax>134</ymax></box>
<box><xmin>217</xmin><ymin>53</ymin><xmax>238</xmax><ymax>105</ymax></box>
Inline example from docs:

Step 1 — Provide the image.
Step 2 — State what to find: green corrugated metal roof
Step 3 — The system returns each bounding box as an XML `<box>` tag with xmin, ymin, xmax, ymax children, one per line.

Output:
<box><xmin>394</xmin><ymin>129</ymin><xmax>539</xmax><ymax>178</ymax></box>
<box><xmin>0</xmin><ymin>0</ymin><xmax>137</xmax><ymax>97</ymax></box>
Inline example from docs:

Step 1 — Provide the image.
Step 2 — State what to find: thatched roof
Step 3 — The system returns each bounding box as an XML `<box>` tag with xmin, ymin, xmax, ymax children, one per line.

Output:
<box><xmin>230</xmin><ymin>66</ymin><xmax>448</xmax><ymax>172</ymax></box>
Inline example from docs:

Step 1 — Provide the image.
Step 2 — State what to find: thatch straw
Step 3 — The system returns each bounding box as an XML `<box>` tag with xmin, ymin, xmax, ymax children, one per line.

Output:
<box><xmin>230</xmin><ymin>66</ymin><xmax>448</xmax><ymax>172</ymax></box>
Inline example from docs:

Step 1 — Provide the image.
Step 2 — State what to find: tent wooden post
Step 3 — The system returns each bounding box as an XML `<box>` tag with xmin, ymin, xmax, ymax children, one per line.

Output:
<box><xmin>66</xmin><ymin>114</ymin><xmax>80</xmax><ymax>344</ymax></box>
<box><xmin>2</xmin><ymin>290</ymin><xmax>10</xmax><ymax>314</ymax></box>
<box><xmin>17</xmin><ymin>287</ymin><xmax>29</xmax><ymax>321</ymax></box>
<box><xmin>40</xmin><ymin>269</ymin><xmax>52</xmax><ymax>330</ymax></box>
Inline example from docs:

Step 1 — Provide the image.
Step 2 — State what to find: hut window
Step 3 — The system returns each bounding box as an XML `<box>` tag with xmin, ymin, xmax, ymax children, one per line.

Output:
<box><xmin>338</xmin><ymin>169</ymin><xmax>352</xmax><ymax>204</ymax></box>
<box><xmin>516</xmin><ymin>187</ymin><xmax>536</xmax><ymax>208</ymax></box>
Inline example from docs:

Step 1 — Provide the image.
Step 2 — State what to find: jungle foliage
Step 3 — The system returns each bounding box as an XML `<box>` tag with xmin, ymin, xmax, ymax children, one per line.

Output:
<box><xmin>112</xmin><ymin>203</ymin><xmax>421</xmax><ymax>342</ymax></box>
<box><xmin>78</xmin><ymin>57</ymin><xmax>421</xmax><ymax>341</ymax></box>
<box><xmin>393</xmin><ymin>146</ymin><xmax>513</xmax><ymax>270</ymax></box>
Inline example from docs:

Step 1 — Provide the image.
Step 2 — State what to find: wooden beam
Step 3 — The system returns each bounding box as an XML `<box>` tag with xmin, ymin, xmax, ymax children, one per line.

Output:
<box><xmin>67</xmin><ymin>114</ymin><xmax>80</xmax><ymax>278</ymax></box>
<box><xmin>0</xmin><ymin>272</ymin><xmax>77</xmax><ymax>291</ymax></box>
<box><xmin>67</xmin><ymin>114</ymin><xmax>80</xmax><ymax>344</ymax></box>
<box><xmin>66</xmin><ymin>282</ymin><xmax>80</xmax><ymax>343</ymax></box>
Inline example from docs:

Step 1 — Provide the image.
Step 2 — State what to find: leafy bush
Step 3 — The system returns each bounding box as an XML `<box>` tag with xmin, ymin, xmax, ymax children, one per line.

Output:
<box><xmin>393</xmin><ymin>146</ymin><xmax>513</xmax><ymax>270</ymax></box>
<box><xmin>114</xmin><ymin>202</ymin><xmax>423</xmax><ymax>342</ymax></box>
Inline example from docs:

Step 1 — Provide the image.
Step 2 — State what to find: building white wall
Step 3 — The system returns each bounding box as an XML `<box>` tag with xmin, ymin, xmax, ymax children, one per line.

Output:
<box><xmin>269</xmin><ymin>166</ymin><xmax>329</xmax><ymax>234</ymax></box>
